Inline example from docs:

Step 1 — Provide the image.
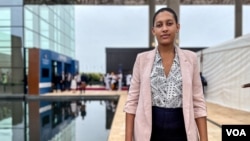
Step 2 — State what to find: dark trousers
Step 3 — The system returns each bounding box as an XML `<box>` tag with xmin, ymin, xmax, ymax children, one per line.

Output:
<box><xmin>150</xmin><ymin>106</ymin><xmax>187</xmax><ymax>141</ymax></box>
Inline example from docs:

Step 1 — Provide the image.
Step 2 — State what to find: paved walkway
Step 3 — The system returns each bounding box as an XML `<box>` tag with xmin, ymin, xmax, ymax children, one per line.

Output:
<box><xmin>45</xmin><ymin>88</ymin><xmax>250</xmax><ymax>141</ymax></box>
<box><xmin>206</xmin><ymin>102</ymin><xmax>250</xmax><ymax>141</ymax></box>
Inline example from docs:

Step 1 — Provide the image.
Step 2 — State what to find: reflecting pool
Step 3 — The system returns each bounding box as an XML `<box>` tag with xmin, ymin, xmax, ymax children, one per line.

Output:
<box><xmin>0</xmin><ymin>96</ymin><xmax>118</xmax><ymax>141</ymax></box>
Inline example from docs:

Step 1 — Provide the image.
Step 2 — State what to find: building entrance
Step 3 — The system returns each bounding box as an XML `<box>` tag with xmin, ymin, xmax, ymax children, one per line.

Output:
<box><xmin>28</xmin><ymin>48</ymin><xmax>79</xmax><ymax>95</ymax></box>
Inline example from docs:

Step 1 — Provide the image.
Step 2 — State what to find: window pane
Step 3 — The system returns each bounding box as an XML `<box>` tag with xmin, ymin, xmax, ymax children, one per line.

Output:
<box><xmin>40</xmin><ymin>6</ymin><xmax>49</xmax><ymax>21</ymax></box>
<box><xmin>11</xmin><ymin>7</ymin><xmax>23</xmax><ymax>26</ymax></box>
<box><xmin>0</xmin><ymin>7</ymin><xmax>23</xmax><ymax>27</ymax></box>
<box><xmin>25</xmin><ymin>8</ymin><xmax>33</xmax><ymax>30</ymax></box>
<box><xmin>0</xmin><ymin>28</ymin><xmax>11</xmax><ymax>47</ymax></box>
<box><xmin>0</xmin><ymin>28</ymin><xmax>23</xmax><ymax>47</ymax></box>
<box><xmin>0</xmin><ymin>0</ymin><xmax>23</xmax><ymax>6</ymax></box>
<box><xmin>0</xmin><ymin>68</ymin><xmax>24</xmax><ymax>94</ymax></box>
<box><xmin>0</xmin><ymin>48</ymin><xmax>11</xmax><ymax>67</ymax></box>
<box><xmin>40</xmin><ymin>36</ymin><xmax>49</xmax><ymax>49</ymax></box>
<box><xmin>40</xmin><ymin>20</ymin><xmax>49</xmax><ymax>37</ymax></box>
<box><xmin>0</xmin><ymin>8</ymin><xmax>11</xmax><ymax>26</ymax></box>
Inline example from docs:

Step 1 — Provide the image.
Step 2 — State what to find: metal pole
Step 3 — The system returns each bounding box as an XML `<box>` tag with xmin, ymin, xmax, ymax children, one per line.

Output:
<box><xmin>148</xmin><ymin>0</ymin><xmax>155</xmax><ymax>48</ymax></box>
<box><xmin>22</xmin><ymin>1</ymin><xmax>28</xmax><ymax>140</ymax></box>
<box><xmin>235</xmin><ymin>0</ymin><xmax>242</xmax><ymax>38</ymax></box>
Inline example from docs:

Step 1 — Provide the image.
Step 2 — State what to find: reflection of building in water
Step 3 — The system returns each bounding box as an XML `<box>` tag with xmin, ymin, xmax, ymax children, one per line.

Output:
<box><xmin>0</xmin><ymin>102</ymin><xmax>11</xmax><ymax>120</ymax></box>
<box><xmin>0</xmin><ymin>99</ymin><xmax>117</xmax><ymax>140</ymax></box>
<box><xmin>105</xmin><ymin>100</ymin><xmax>117</xmax><ymax>129</ymax></box>
<box><xmin>29</xmin><ymin>101</ymin><xmax>76</xmax><ymax>141</ymax></box>
<box><xmin>0</xmin><ymin>102</ymin><xmax>23</xmax><ymax>124</ymax></box>
<box><xmin>0</xmin><ymin>101</ymin><xmax>23</xmax><ymax>140</ymax></box>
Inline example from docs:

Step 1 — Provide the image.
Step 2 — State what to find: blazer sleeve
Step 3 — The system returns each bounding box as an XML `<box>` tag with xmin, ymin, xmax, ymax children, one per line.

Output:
<box><xmin>192</xmin><ymin>54</ymin><xmax>207</xmax><ymax>118</ymax></box>
<box><xmin>124</xmin><ymin>54</ymin><xmax>141</xmax><ymax>114</ymax></box>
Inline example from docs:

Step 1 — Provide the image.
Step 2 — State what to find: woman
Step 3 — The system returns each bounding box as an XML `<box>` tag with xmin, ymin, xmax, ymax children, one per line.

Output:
<box><xmin>124</xmin><ymin>7</ymin><xmax>208</xmax><ymax>141</ymax></box>
<box><xmin>110</xmin><ymin>72</ymin><xmax>118</xmax><ymax>90</ymax></box>
<box><xmin>70</xmin><ymin>74</ymin><xmax>77</xmax><ymax>93</ymax></box>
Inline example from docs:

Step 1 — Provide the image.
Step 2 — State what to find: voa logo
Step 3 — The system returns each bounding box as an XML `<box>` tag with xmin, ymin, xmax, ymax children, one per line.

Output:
<box><xmin>226</xmin><ymin>129</ymin><xmax>246</xmax><ymax>136</ymax></box>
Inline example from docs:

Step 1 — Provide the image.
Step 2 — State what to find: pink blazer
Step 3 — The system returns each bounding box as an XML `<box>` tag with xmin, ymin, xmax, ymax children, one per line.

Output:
<box><xmin>124</xmin><ymin>47</ymin><xmax>207</xmax><ymax>141</ymax></box>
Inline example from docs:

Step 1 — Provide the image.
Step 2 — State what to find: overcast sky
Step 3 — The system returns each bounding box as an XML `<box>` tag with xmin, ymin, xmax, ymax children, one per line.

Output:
<box><xmin>75</xmin><ymin>5</ymin><xmax>250</xmax><ymax>73</ymax></box>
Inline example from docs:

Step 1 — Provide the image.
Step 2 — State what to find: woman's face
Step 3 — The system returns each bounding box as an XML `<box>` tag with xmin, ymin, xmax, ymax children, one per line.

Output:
<box><xmin>152</xmin><ymin>11</ymin><xmax>180</xmax><ymax>46</ymax></box>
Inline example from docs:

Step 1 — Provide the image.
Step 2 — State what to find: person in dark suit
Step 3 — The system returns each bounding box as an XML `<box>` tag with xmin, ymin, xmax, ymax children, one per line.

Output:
<box><xmin>80</xmin><ymin>73</ymin><xmax>88</xmax><ymax>93</ymax></box>
<box><xmin>52</xmin><ymin>74</ymin><xmax>61</xmax><ymax>92</ymax></box>
<box><xmin>59</xmin><ymin>71</ymin><xmax>66</xmax><ymax>91</ymax></box>
<box><xmin>200</xmin><ymin>72</ymin><xmax>207</xmax><ymax>94</ymax></box>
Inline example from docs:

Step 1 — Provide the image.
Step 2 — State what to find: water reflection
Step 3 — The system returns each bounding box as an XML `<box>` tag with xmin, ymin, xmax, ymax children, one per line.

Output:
<box><xmin>0</xmin><ymin>101</ymin><xmax>24</xmax><ymax>141</ymax></box>
<box><xmin>0</xmin><ymin>98</ymin><xmax>118</xmax><ymax>141</ymax></box>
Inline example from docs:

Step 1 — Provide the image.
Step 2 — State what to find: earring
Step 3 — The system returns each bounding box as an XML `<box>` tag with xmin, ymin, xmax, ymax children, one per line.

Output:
<box><xmin>175</xmin><ymin>39</ymin><xmax>179</xmax><ymax>45</ymax></box>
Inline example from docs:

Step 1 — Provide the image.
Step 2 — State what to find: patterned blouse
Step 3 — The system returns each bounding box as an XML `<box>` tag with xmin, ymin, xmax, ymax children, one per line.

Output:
<box><xmin>150</xmin><ymin>49</ymin><xmax>183</xmax><ymax>108</ymax></box>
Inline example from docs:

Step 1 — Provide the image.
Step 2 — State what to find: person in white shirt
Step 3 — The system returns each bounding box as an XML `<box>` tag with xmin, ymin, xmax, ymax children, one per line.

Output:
<box><xmin>126</xmin><ymin>73</ymin><xmax>132</xmax><ymax>91</ymax></box>
<box><xmin>71</xmin><ymin>75</ymin><xmax>77</xmax><ymax>93</ymax></box>
<box><xmin>117</xmin><ymin>71</ymin><xmax>123</xmax><ymax>91</ymax></box>
<box><xmin>104</xmin><ymin>73</ymin><xmax>111</xmax><ymax>90</ymax></box>
<box><xmin>110</xmin><ymin>72</ymin><xmax>117</xmax><ymax>90</ymax></box>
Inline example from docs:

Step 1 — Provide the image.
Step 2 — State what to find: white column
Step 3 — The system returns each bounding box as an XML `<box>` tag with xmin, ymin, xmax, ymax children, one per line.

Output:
<box><xmin>148</xmin><ymin>0</ymin><xmax>155</xmax><ymax>48</ymax></box>
<box><xmin>167</xmin><ymin>0</ymin><xmax>180</xmax><ymax>45</ymax></box>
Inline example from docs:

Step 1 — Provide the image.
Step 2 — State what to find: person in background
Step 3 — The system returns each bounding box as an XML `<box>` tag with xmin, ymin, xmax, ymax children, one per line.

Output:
<box><xmin>71</xmin><ymin>74</ymin><xmax>77</xmax><ymax>93</ymax></box>
<box><xmin>117</xmin><ymin>71</ymin><xmax>123</xmax><ymax>91</ymax></box>
<box><xmin>53</xmin><ymin>73</ymin><xmax>61</xmax><ymax>92</ymax></box>
<box><xmin>104</xmin><ymin>73</ymin><xmax>111</xmax><ymax>90</ymax></box>
<box><xmin>200</xmin><ymin>72</ymin><xmax>207</xmax><ymax>94</ymax></box>
<box><xmin>110</xmin><ymin>72</ymin><xmax>117</xmax><ymax>90</ymax></box>
<box><xmin>124</xmin><ymin>7</ymin><xmax>208</xmax><ymax>141</ymax></box>
<box><xmin>126</xmin><ymin>72</ymin><xmax>132</xmax><ymax>91</ymax></box>
<box><xmin>60</xmin><ymin>71</ymin><xmax>66</xmax><ymax>91</ymax></box>
<box><xmin>80</xmin><ymin>73</ymin><xmax>88</xmax><ymax>94</ymax></box>
<box><xmin>75</xmin><ymin>72</ymin><xmax>81</xmax><ymax>92</ymax></box>
<box><xmin>65</xmin><ymin>72</ymin><xmax>72</xmax><ymax>91</ymax></box>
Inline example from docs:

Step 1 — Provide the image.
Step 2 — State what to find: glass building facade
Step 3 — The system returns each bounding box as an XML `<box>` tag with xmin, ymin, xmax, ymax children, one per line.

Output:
<box><xmin>0</xmin><ymin>1</ymin><xmax>75</xmax><ymax>94</ymax></box>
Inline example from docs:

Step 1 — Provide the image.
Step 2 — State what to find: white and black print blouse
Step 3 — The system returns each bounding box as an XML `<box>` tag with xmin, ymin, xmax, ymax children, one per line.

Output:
<box><xmin>150</xmin><ymin>49</ymin><xmax>183</xmax><ymax>108</ymax></box>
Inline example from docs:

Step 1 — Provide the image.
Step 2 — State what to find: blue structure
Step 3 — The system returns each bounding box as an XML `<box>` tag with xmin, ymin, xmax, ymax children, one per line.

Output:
<box><xmin>39</xmin><ymin>49</ymin><xmax>79</xmax><ymax>94</ymax></box>
<box><xmin>28</xmin><ymin>48</ymin><xmax>79</xmax><ymax>95</ymax></box>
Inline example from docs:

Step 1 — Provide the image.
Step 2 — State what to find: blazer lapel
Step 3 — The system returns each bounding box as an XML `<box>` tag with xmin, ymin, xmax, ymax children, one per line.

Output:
<box><xmin>142</xmin><ymin>48</ymin><xmax>156</xmax><ymax>125</ymax></box>
<box><xmin>176</xmin><ymin>47</ymin><xmax>192</xmax><ymax>128</ymax></box>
